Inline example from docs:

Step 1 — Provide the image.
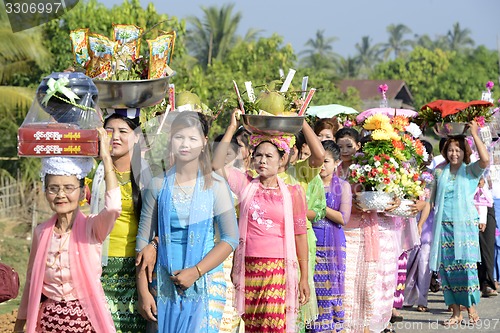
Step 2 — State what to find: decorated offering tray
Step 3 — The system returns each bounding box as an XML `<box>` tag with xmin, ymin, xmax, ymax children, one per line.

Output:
<box><xmin>17</xmin><ymin>72</ymin><xmax>104</xmax><ymax>157</ymax></box>
<box><xmin>357</xmin><ymin>191</ymin><xmax>393</xmax><ymax>212</ymax></box>
<box><xmin>432</xmin><ymin>122</ymin><xmax>470</xmax><ymax>137</ymax></box>
<box><xmin>93</xmin><ymin>75</ymin><xmax>173</xmax><ymax>108</ymax></box>
<box><xmin>241</xmin><ymin>114</ymin><xmax>305</xmax><ymax>135</ymax></box>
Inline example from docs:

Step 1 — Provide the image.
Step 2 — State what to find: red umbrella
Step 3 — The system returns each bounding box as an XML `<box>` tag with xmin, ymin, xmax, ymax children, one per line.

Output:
<box><xmin>420</xmin><ymin>100</ymin><xmax>494</xmax><ymax>118</ymax></box>
<box><xmin>356</xmin><ymin>107</ymin><xmax>418</xmax><ymax>123</ymax></box>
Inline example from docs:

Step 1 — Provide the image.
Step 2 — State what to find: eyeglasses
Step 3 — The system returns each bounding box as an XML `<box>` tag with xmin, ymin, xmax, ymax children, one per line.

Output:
<box><xmin>46</xmin><ymin>185</ymin><xmax>81</xmax><ymax>195</ymax></box>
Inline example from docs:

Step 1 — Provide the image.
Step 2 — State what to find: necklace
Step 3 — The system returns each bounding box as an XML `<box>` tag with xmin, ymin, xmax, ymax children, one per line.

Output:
<box><xmin>175</xmin><ymin>176</ymin><xmax>189</xmax><ymax>196</ymax></box>
<box><xmin>174</xmin><ymin>176</ymin><xmax>194</xmax><ymax>203</ymax></box>
<box><xmin>46</xmin><ymin>231</ymin><xmax>71</xmax><ymax>269</ymax></box>
<box><xmin>113</xmin><ymin>167</ymin><xmax>131</xmax><ymax>186</ymax></box>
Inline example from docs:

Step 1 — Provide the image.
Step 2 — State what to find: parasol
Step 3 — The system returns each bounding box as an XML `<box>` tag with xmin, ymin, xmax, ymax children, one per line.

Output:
<box><xmin>420</xmin><ymin>99</ymin><xmax>494</xmax><ymax>117</ymax></box>
<box><xmin>356</xmin><ymin>107</ymin><xmax>418</xmax><ymax>123</ymax></box>
<box><xmin>306</xmin><ymin>104</ymin><xmax>358</xmax><ymax>119</ymax></box>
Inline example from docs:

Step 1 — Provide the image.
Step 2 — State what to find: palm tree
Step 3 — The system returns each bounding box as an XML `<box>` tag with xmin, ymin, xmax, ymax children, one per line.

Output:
<box><xmin>300</xmin><ymin>29</ymin><xmax>341</xmax><ymax>71</ymax></box>
<box><xmin>187</xmin><ymin>4</ymin><xmax>259</xmax><ymax>67</ymax></box>
<box><xmin>0</xmin><ymin>12</ymin><xmax>51</xmax><ymax>179</ymax></box>
<box><xmin>382</xmin><ymin>24</ymin><xmax>413</xmax><ymax>59</ymax></box>
<box><xmin>336</xmin><ymin>56</ymin><xmax>361</xmax><ymax>79</ymax></box>
<box><xmin>0</xmin><ymin>13</ymin><xmax>51</xmax><ymax>105</ymax></box>
<box><xmin>413</xmin><ymin>33</ymin><xmax>448</xmax><ymax>50</ymax></box>
<box><xmin>447</xmin><ymin>22</ymin><xmax>475</xmax><ymax>51</ymax></box>
<box><xmin>354</xmin><ymin>36</ymin><xmax>382</xmax><ymax>78</ymax></box>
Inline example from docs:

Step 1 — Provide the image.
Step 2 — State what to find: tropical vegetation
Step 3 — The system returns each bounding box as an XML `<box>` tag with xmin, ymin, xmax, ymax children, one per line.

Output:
<box><xmin>1</xmin><ymin>0</ymin><xmax>498</xmax><ymax>182</ymax></box>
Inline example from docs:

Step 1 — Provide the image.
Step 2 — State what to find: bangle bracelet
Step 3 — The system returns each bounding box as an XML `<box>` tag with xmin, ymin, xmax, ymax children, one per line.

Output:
<box><xmin>105</xmin><ymin>169</ymin><xmax>114</xmax><ymax>177</ymax></box>
<box><xmin>195</xmin><ymin>264</ymin><xmax>203</xmax><ymax>278</ymax></box>
<box><xmin>297</xmin><ymin>258</ymin><xmax>308</xmax><ymax>262</ymax></box>
<box><xmin>149</xmin><ymin>240</ymin><xmax>158</xmax><ymax>251</ymax></box>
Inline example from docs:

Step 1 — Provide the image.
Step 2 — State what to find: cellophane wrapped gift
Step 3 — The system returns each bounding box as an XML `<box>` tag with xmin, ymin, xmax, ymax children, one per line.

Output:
<box><xmin>18</xmin><ymin>72</ymin><xmax>103</xmax><ymax>157</ymax></box>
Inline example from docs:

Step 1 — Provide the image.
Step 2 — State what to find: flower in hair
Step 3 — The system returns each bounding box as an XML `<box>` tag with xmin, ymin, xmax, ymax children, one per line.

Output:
<box><xmin>249</xmin><ymin>134</ymin><xmax>296</xmax><ymax>154</ymax></box>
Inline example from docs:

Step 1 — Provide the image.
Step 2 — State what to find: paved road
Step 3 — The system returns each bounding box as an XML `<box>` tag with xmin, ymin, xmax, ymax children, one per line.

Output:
<box><xmin>391</xmin><ymin>291</ymin><xmax>500</xmax><ymax>332</ymax></box>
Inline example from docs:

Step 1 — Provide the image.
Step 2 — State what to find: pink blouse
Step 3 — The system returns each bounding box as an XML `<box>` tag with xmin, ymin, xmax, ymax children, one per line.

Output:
<box><xmin>43</xmin><ymin>231</ymin><xmax>76</xmax><ymax>301</ymax></box>
<box><xmin>228</xmin><ymin>169</ymin><xmax>307</xmax><ymax>258</ymax></box>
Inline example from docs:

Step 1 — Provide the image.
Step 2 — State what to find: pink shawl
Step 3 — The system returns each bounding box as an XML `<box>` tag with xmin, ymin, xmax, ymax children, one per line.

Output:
<box><xmin>233</xmin><ymin>177</ymin><xmax>300</xmax><ymax>333</ymax></box>
<box><xmin>18</xmin><ymin>189</ymin><xmax>120</xmax><ymax>333</ymax></box>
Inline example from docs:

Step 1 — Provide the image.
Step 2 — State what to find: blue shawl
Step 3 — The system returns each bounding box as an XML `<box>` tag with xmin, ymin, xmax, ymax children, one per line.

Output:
<box><xmin>429</xmin><ymin>162</ymin><xmax>483</xmax><ymax>271</ymax></box>
<box><xmin>157</xmin><ymin>167</ymin><xmax>213</xmax><ymax>303</ymax></box>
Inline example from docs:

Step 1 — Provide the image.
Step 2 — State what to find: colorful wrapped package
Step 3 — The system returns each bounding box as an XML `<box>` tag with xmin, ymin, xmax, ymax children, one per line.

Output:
<box><xmin>18</xmin><ymin>72</ymin><xmax>104</xmax><ymax>157</ymax></box>
<box><xmin>147</xmin><ymin>31</ymin><xmax>176</xmax><ymax>79</ymax></box>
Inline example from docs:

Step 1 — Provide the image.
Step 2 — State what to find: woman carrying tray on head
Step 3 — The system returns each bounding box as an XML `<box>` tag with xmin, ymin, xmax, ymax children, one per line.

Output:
<box><xmin>136</xmin><ymin>111</ymin><xmax>239</xmax><ymax>333</ymax></box>
<box><xmin>429</xmin><ymin>120</ymin><xmax>489</xmax><ymax>326</ymax></box>
<box><xmin>87</xmin><ymin>109</ymin><xmax>152</xmax><ymax>332</ymax></box>
<box><xmin>213</xmin><ymin>110</ymin><xmax>310</xmax><ymax>333</ymax></box>
<box><xmin>14</xmin><ymin>129</ymin><xmax>121</xmax><ymax>333</ymax></box>
<box><xmin>309</xmin><ymin>140</ymin><xmax>352</xmax><ymax>332</ymax></box>
<box><xmin>334</xmin><ymin>128</ymin><xmax>387</xmax><ymax>333</ymax></box>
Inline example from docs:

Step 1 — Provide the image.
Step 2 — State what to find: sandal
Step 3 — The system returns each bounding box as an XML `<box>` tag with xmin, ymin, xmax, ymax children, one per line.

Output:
<box><xmin>417</xmin><ymin>305</ymin><xmax>429</xmax><ymax>312</ymax></box>
<box><xmin>467</xmin><ymin>309</ymin><xmax>479</xmax><ymax>324</ymax></box>
<box><xmin>443</xmin><ymin>316</ymin><xmax>463</xmax><ymax>326</ymax></box>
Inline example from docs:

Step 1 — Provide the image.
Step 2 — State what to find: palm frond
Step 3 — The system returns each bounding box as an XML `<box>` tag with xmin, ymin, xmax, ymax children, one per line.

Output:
<box><xmin>0</xmin><ymin>86</ymin><xmax>35</xmax><ymax>116</ymax></box>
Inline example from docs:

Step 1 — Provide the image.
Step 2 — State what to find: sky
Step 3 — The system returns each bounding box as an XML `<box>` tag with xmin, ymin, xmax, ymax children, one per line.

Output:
<box><xmin>102</xmin><ymin>0</ymin><xmax>500</xmax><ymax>58</ymax></box>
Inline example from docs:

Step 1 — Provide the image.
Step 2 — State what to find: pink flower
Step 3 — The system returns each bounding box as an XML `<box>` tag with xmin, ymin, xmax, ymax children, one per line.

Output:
<box><xmin>378</xmin><ymin>84</ymin><xmax>388</xmax><ymax>93</ymax></box>
<box><xmin>475</xmin><ymin>116</ymin><xmax>486</xmax><ymax>127</ymax></box>
<box><xmin>486</xmin><ymin>81</ymin><xmax>494</xmax><ymax>90</ymax></box>
<box><xmin>344</xmin><ymin>120</ymin><xmax>355</xmax><ymax>127</ymax></box>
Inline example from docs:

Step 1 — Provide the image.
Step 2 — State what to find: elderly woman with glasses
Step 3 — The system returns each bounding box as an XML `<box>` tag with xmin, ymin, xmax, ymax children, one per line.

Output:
<box><xmin>14</xmin><ymin>128</ymin><xmax>121</xmax><ymax>333</ymax></box>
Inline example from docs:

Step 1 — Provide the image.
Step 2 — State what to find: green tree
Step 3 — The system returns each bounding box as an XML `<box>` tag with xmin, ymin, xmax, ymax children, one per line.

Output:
<box><xmin>413</xmin><ymin>33</ymin><xmax>448</xmax><ymax>51</ymax></box>
<box><xmin>354</xmin><ymin>36</ymin><xmax>382</xmax><ymax>78</ymax></box>
<box><xmin>186</xmin><ymin>3</ymin><xmax>258</xmax><ymax>67</ymax></box>
<box><xmin>0</xmin><ymin>11</ymin><xmax>52</xmax><ymax>179</ymax></box>
<box><xmin>373</xmin><ymin>46</ymin><xmax>452</xmax><ymax>108</ymax></box>
<box><xmin>433</xmin><ymin>46</ymin><xmax>497</xmax><ymax>101</ymax></box>
<box><xmin>446</xmin><ymin>22</ymin><xmax>475</xmax><ymax>52</ymax></box>
<box><xmin>336</xmin><ymin>57</ymin><xmax>361</xmax><ymax>79</ymax></box>
<box><xmin>300</xmin><ymin>29</ymin><xmax>340</xmax><ymax>73</ymax></box>
<box><xmin>382</xmin><ymin>24</ymin><xmax>413</xmax><ymax>59</ymax></box>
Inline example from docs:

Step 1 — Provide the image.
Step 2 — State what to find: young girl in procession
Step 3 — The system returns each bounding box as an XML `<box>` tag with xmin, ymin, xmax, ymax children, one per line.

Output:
<box><xmin>314</xmin><ymin>118</ymin><xmax>340</xmax><ymax>142</ymax></box>
<box><xmin>334</xmin><ymin>127</ymin><xmax>393</xmax><ymax>333</ymax></box>
<box><xmin>429</xmin><ymin>120</ymin><xmax>489</xmax><ymax>325</ymax></box>
<box><xmin>215</xmin><ymin>110</ymin><xmax>310</xmax><ymax>333</ymax></box>
<box><xmin>88</xmin><ymin>109</ymin><xmax>151</xmax><ymax>332</ymax></box>
<box><xmin>14</xmin><ymin>129</ymin><xmax>121</xmax><ymax>333</ymax></box>
<box><xmin>136</xmin><ymin>111</ymin><xmax>239</xmax><ymax>333</ymax></box>
<box><xmin>290</xmin><ymin>131</ymin><xmax>326</xmax><ymax>333</ymax></box>
<box><xmin>309</xmin><ymin>140</ymin><xmax>352</xmax><ymax>332</ymax></box>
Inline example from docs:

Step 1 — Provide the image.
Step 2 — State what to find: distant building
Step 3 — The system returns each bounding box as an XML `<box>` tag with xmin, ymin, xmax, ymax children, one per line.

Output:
<box><xmin>339</xmin><ymin>79</ymin><xmax>414</xmax><ymax>110</ymax></box>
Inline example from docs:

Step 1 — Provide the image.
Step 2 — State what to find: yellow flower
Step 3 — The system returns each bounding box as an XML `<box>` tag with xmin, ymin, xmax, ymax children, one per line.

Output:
<box><xmin>364</xmin><ymin>114</ymin><xmax>391</xmax><ymax>131</ymax></box>
<box><xmin>372</xmin><ymin>129</ymin><xmax>390</xmax><ymax>140</ymax></box>
<box><xmin>393</xmin><ymin>150</ymin><xmax>406</xmax><ymax>161</ymax></box>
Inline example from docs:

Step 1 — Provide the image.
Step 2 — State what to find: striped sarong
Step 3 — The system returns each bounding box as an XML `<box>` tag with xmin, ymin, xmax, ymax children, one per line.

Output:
<box><xmin>243</xmin><ymin>257</ymin><xmax>286</xmax><ymax>333</ymax></box>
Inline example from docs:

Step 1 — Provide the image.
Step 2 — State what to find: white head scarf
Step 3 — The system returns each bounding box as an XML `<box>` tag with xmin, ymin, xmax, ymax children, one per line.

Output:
<box><xmin>40</xmin><ymin>156</ymin><xmax>94</xmax><ymax>187</ymax></box>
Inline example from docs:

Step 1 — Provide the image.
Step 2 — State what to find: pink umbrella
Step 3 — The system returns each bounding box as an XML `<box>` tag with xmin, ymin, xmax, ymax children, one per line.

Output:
<box><xmin>356</xmin><ymin>107</ymin><xmax>418</xmax><ymax>123</ymax></box>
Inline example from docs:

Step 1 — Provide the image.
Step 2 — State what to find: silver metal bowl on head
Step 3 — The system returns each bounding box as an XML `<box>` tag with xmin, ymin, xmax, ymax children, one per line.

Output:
<box><xmin>93</xmin><ymin>74</ymin><xmax>174</xmax><ymax>108</ymax></box>
<box><xmin>432</xmin><ymin>122</ymin><xmax>470</xmax><ymax>137</ymax></box>
<box><xmin>240</xmin><ymin>114</ymin><xmax>305</xmax><ymax>135</ymax></box>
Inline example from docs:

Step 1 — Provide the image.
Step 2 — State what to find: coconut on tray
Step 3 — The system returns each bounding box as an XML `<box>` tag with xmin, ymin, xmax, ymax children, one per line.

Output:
<box><xmin>233</xmin><ymin>72</ymin><xmax>316</xmax><ymax>135</ymax></box>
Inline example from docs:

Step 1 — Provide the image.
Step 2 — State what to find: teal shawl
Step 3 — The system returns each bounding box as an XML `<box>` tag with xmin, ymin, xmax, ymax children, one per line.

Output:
<box><xmin>157</xmin><ymin>167</ymin><xmax>212</xmax><ymax>302</ymax></box>
<box><xmin>429</xmin><ymin>162</ymin><xmax>483</xmax><ymax>271</ymax></box>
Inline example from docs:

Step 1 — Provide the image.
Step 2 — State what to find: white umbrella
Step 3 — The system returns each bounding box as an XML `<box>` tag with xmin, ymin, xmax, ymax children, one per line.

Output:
<box><xmin>306</xmin><ymin>104</ymin><xmax>358</xmax><ymax>118</ymax></box>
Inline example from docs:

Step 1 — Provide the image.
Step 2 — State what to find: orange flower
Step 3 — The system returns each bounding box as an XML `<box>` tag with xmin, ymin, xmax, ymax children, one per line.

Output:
<box><xmin>392</xmin><ymin>139</ymin><xmax>405</xmax><ymax>150</ymax></box>
<box><xmin>391</xmin><ymin>116</ymin><xmax>409</xmax><ymax>131</ymax></box>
